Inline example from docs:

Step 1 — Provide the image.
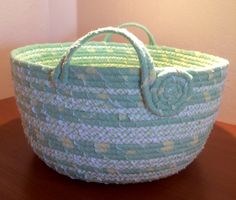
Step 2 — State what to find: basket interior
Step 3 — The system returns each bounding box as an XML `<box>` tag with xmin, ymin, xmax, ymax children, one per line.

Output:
<box><xmin>11</xmin><ymin>42</ymin><xmax>227</xmax><ymax>70</ymax></box>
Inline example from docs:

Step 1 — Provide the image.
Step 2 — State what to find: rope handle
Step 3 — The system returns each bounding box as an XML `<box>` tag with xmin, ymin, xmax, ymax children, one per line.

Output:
<box><xmin>52</xmin><ymin>27</ymin><xmax>156</xmax><ymax>84</ymax></box>
<box><xmin>103</xmin><ymin>22</ymin><xmax>157</xmax><ymax>46</ymax></box>
<box><xmin>51</xmin><ymin>26</ymin><xmax>193</xmax><ymax>116</ymax></box>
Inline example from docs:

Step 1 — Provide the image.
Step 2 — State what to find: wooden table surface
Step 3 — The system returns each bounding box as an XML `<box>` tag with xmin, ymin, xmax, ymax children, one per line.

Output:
<box><xmin>0</xmin><ymin>97</ymin><xmax>235</xmax><ymax>200</ymax></box>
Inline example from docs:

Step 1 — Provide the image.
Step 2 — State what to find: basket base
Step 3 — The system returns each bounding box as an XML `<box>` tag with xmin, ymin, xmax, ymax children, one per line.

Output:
<box><xmin>31</xmin><ymin>145</ymin><xmax>203</xmax><ymax>184</ymax></box>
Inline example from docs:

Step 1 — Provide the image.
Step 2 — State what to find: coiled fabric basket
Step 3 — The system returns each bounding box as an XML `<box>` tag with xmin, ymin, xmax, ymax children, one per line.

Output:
<box><xmin>11</xmin><ymin>23</ymin><xmax>229</xmax><ymax>184</ymax></box>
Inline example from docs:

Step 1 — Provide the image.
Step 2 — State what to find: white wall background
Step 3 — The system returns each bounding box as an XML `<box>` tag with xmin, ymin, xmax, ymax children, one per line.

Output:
<box><xmin>0</xmin><ymin>0</ymin><xmax>78</xmax><ymax>98</ymax></box>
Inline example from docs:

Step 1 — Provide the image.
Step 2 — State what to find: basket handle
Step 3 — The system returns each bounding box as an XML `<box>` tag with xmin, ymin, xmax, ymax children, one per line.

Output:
<box><xmin>52</xmin><ymin>27</ymin><xmax>193</xmax><ymax>116</ymax></box>
<box><xmin>52</xmin><ymin>27</ymin><xmax>156</xmax><ymax>84</ymax></box>
<box><xmin>103</xmin><ymin>22</ymin><xmax>157</xmax><ymax>46</ymax></box>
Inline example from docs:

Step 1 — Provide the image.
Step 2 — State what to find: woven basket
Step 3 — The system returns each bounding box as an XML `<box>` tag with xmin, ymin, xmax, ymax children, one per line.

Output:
<box><xmin>11</xmin><ymin>23</ymin><xmax>229</xmax><ymax>184</ymax></box>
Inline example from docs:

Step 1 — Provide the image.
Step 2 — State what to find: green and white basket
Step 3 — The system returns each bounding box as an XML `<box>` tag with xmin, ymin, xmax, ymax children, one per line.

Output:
<box><xmin>11</xmin><ymin>23</ymin><xmax>229</xmax><ymax>184</ymax></box>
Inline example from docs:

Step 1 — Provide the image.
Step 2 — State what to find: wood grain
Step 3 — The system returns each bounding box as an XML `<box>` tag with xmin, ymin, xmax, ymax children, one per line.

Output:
<box><xmin>0</xmin><ymin>97</ymin><xmax>235</xmax><ymax>200</ymax></box>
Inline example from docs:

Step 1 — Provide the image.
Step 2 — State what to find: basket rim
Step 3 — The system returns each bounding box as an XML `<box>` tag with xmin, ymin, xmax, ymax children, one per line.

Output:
<box><xmin>10</xmin><ymin>41</ymin><xmax>229</xmax><ymax>74</ymax></box>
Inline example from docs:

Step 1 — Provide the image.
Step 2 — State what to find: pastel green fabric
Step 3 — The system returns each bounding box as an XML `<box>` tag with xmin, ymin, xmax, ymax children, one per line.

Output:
<box><xmin>52</xmin><ymin>27</ymin><xmax>193</xmax><ymax>116</ymax></box>
<box><xmin>103</xmin><ymin>22</ymin><xmax>157</xmax><ymax>46</ymax></box>
<box><xmin>10</xmin><ymin>22</ymin><xmax>229</xmax><ymax>184</ymax></box>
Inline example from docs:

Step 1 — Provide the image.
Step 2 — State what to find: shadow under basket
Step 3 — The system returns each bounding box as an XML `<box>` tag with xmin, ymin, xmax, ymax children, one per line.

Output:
<box><xmin>10</xmin><ymin>24</ymin><xmax>229</xmax><ymax>184</ymax></box>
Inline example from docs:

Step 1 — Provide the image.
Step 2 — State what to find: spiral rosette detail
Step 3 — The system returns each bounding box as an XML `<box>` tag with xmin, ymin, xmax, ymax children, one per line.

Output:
<box><xmin>146</xmin><ymin>68</ymin><xmax>193</xmax><ymax>116</ymax></box>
